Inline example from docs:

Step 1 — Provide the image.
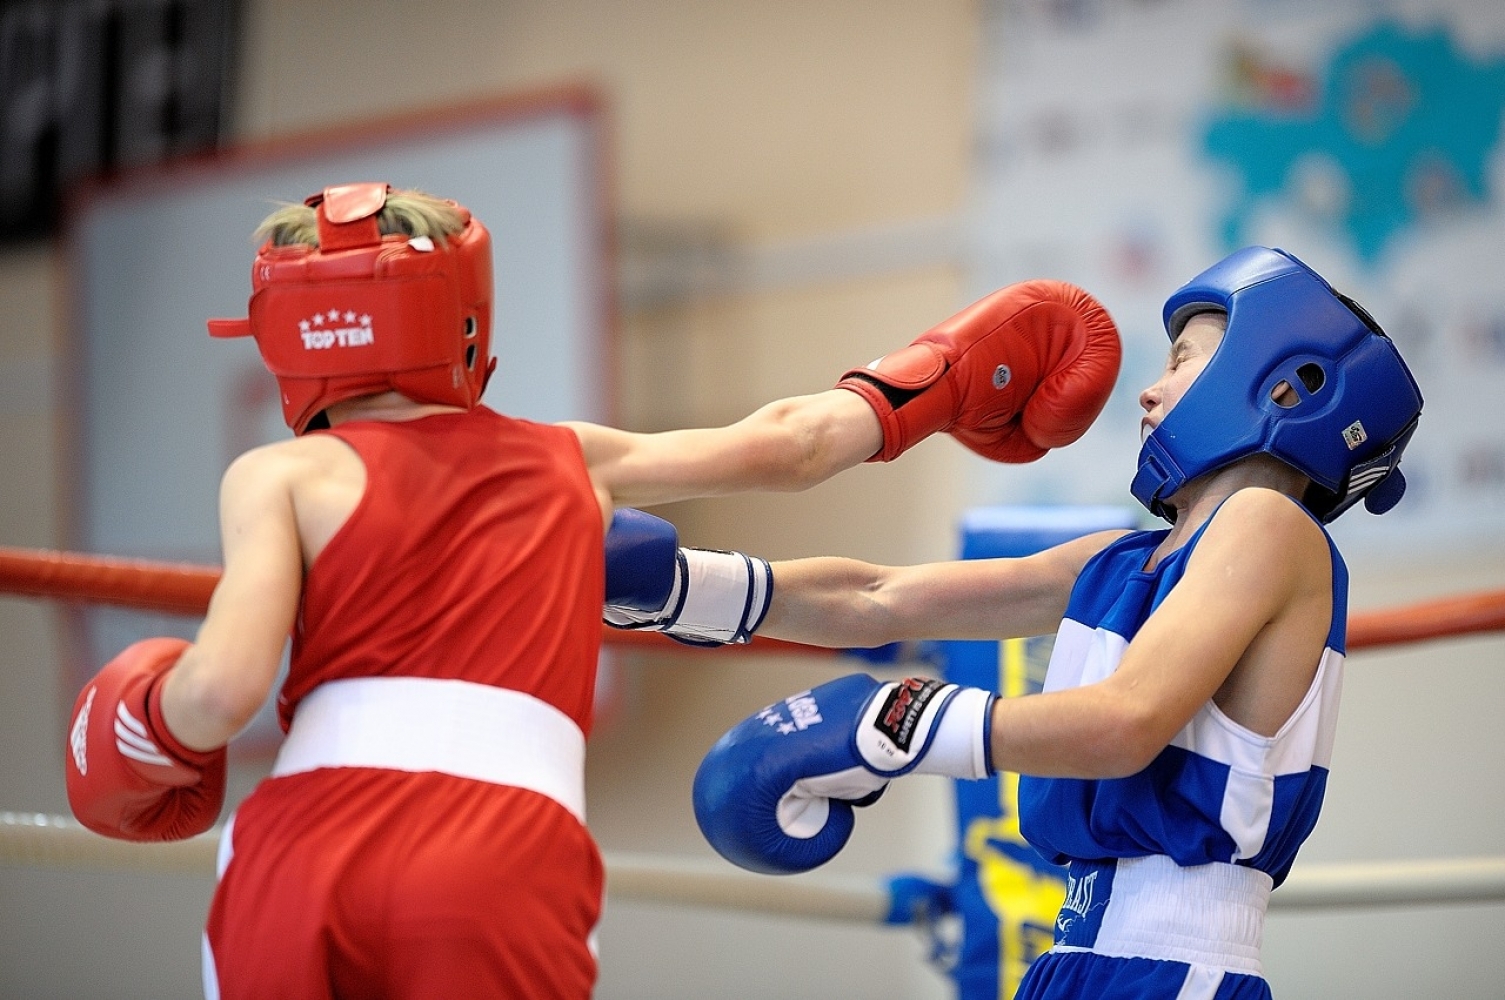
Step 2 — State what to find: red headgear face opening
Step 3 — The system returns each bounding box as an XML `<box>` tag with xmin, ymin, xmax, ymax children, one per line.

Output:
<box><xmin>208</xmin><ymin>183</ymin><xmax>496</xmax><ymax>433</ymax></box>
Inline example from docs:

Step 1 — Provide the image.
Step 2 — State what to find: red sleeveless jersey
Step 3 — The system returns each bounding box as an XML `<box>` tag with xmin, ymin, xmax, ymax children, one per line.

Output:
<box><xmin>277</xmin><ymin>407</ymin><xmax>603</xmax><ymax>734</ymax></box>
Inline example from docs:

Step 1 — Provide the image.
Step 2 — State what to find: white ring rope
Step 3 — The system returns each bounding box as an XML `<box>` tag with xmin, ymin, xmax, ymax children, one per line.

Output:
<box><xmin>3</xmin><ymin>812</ymin><xmax>1501</xmax><ymax>919</ymax></box>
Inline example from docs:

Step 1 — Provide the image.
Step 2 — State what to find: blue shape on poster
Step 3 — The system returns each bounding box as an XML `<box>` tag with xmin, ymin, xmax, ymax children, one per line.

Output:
<box><xmin>1200</xmin><ymin>20</ymin><xmax>1505</xmax><ymax>264</ymax></box>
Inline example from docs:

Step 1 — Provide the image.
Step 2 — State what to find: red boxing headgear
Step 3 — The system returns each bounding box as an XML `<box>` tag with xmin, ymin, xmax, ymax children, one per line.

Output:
<box><xmin>208</xmin><ymin>182</ymin><xmax>496</xmax><ymax>433</ymax></box>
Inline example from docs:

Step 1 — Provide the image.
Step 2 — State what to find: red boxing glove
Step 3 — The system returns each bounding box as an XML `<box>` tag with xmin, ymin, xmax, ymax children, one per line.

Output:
<box><xmin>65</xmin><ymin>637</ymin><xmax>227</xmax><ymax>842</ymax></box>
<box><xmin>836</xmin><ymin>279</ymin><xmax>1121</xmax><ymax>463</ymax></box>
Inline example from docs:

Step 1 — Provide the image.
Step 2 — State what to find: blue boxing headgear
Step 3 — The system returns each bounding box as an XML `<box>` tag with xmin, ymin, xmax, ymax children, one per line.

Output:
<box><xmin>1131</xmin><ymin>247</ymin><xmax>1422</xmax><ymax>524</ymax></box>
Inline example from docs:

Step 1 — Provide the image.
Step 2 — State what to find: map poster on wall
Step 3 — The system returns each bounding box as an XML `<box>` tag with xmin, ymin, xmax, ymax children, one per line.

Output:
<box><xmin>966</xmin><ymin>0</ymin><xmax>1505</xmax><ymax>561</ymax></box>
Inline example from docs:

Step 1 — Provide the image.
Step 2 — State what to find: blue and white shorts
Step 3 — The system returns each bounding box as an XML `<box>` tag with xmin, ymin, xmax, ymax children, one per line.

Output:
<box><xmin>1017</xmin><ymin>855</ymin><xmax>1274</xmax><ymax>1000</ymax></box>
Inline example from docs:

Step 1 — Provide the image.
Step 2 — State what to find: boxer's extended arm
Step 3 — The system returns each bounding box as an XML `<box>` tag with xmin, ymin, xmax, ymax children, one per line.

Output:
<box><xmin>569</xmin><ymin>280</ymin><xmax>1120</xmax><ymax>509</ymax></box>
<box><xmin>567</xmin><ymin>389</ymin><xmax>882</xmax><ymax>511</ymax></box>
<box><xmin>603</xmin><ymin>510</ymin><xmax>1119</xmax><ymax>648</ymax></box>
<box><xmin>756</xmin><ymin>535</ymin><xmax>1119</xmax><ymax>648</ymax></box>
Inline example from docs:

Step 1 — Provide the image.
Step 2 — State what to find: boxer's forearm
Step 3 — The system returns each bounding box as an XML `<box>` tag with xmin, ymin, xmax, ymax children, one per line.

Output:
<box><xmin>755</xmin><ymin>557</ymin><xmax>898</xmax><ymax>648</ymax></box>
<box><xmin>568</xmin><ymin>389</ymin><xmax>882</xmax><ymax>509</ymax></box>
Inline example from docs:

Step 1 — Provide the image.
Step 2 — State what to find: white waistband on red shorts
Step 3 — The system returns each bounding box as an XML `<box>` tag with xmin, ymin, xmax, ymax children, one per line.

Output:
<box><xmin>1053</xmin><ymin>854</ymin><xmax>1272</xmax><ymax>976</ymax></box>
<box><xmin>272</xmin><ymin>676</ymin><xmax>587</xmax><ymax>823</ymax></box>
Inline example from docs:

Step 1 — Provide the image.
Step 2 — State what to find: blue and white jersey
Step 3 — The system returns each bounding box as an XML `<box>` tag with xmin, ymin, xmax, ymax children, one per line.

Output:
<box><xmin>1018</xmin><ymin>503</ymin><xmax>1348</xmax><ymax>888</ymax></box>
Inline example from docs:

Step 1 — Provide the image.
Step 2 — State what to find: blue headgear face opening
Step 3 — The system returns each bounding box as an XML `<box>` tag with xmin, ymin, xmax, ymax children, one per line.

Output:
<box><xmin>1131</xmin><ymin>247</ymin><xmax>1423</xmax><ymax>524</ymax></box>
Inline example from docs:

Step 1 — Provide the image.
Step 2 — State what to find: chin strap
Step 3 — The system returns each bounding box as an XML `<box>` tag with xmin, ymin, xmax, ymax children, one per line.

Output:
<box><xmin>1130</xmin><ymin>443</ymin><xmax>1181</xmax><ymax>524</ymax></box>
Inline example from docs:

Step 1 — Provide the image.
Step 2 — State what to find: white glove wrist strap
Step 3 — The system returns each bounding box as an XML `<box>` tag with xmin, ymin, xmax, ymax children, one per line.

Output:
<box><xmin>911</xmin><ymin>685</ymin><xmax>993</xmax><ymax>780</ymax></box>
<box><xmin>669</xmin><ymin>548</ymin><xmax>772</xmax><ymax>645</ymax></box>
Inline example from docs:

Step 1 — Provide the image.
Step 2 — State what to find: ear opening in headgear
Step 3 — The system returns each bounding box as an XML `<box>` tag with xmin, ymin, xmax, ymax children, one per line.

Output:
<box><xmin>1296</xmin><ymin>362</ymin><xmax>1326</xmax><ymax>393</ymax></box>
<box><xmin>1268</xmin><ymin>363</ymin><xmax>1326</xmax><ymax>410</ymax></box>
<box><xmin>463</xmin><ymin>315</ymin><xmax>480</xmax><ymax>370</ymax></box>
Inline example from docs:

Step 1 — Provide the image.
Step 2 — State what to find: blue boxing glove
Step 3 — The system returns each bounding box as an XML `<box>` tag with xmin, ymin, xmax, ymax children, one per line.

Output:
<box><xmin>693</xmin><ymin>674</ymin><xmax>996</xmax><ymax>875</ymax></box>
<box><xmin>603</xmin><ymin>508</ymin><xmax>772</xmax><ymax>647</ymax></box>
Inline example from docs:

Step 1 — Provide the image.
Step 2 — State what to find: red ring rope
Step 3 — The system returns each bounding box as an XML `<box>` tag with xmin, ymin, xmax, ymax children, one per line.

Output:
<box><xmin>1</xmin><ymin>545</ymin><xmax>1501</xmax><ymax>652</ymax></box>
<box><xmin>0</xmin><ymin>546</ymin><xmax>816</xmax><ymax>655</ymax></box>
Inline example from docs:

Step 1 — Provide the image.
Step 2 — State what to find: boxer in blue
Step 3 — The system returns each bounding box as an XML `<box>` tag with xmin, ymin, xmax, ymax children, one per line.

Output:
<box><xmin>605</xmin><ymin>247</ymin><xmax>1423</xmax><ymax>999</ymax></box>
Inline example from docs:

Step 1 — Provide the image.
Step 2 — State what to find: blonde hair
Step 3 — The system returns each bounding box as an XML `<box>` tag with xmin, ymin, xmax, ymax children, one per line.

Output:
<box><xmin>254</xmin><ymin>188</ymin><xmax>467</xmax><ymax>247</ymax></box>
